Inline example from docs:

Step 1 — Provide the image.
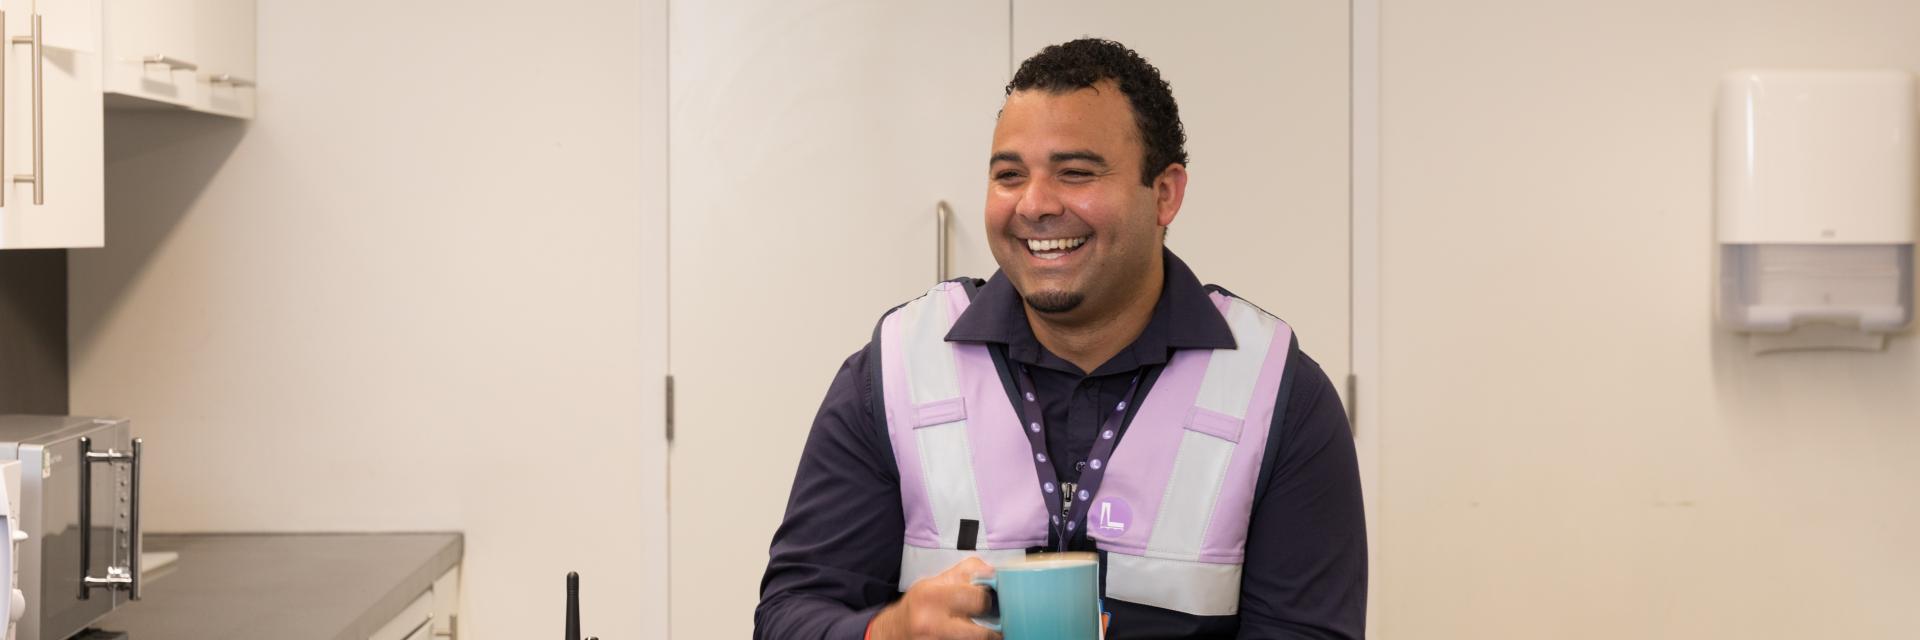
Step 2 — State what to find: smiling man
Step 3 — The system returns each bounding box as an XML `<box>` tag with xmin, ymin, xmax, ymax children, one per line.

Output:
<box><xmin>756</xmin><ymin>39</ymin><xmax>1367</xmax><ymax>639</ymax></box>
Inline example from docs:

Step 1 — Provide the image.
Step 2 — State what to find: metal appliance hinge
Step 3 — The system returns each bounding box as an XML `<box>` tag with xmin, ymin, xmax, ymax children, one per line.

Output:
<box><xmin>1344</xmin><ymin>373</ymin><xmax>1359</xmax><ymax>436</ymax></box>
<box><xmin>665</xmin><ymin>375</ymin><xmax>676</xmax><ymax>443</ymax></box>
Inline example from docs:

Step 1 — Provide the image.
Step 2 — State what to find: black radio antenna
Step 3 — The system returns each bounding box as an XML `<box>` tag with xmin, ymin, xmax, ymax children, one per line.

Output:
<box><xmin>566</xmin><ymin>572</ymin><xmax>581</xmax><ymax>640</ymax></box>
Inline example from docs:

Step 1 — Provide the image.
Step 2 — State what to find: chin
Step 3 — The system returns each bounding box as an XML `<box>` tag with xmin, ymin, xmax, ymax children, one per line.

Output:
<box><xmin>1022</xmin><ymin>289</ymin><xmax>1084</xmax><ymax>314</ymax></box>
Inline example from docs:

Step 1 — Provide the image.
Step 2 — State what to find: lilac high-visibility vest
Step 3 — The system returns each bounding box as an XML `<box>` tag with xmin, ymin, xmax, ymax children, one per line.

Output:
<box><xmin>878</xmin><ymin>280</ymin><xmax>1294</xmax><ymax>617</ymax></box>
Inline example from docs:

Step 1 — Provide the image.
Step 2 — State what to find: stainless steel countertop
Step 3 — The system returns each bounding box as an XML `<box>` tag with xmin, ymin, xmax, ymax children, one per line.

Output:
<box><xmin>94</xmin><ymin>533</ymin><xmax>463</xmax><ymax>640</ymax></box>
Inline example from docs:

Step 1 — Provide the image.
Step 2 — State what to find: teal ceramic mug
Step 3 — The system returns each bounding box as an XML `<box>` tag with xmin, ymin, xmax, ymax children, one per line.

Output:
<box><xmin>971</xmin><ymin>553</ymin><xmax>1103</xmax><ymax>640</ymax></box>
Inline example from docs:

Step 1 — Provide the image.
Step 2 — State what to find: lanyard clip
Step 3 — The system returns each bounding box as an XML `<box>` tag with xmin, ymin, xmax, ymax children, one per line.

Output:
<box><xmin>1060</xmin><ymin>481</ymin><xmax>1077</xmax><ymax>520</ymax></box>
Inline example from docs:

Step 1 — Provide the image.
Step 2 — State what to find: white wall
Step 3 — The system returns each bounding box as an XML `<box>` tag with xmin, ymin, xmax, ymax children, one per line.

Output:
<box><xmin>1377</xmin><ymin>1</ymin><xmax>1920</xmax><ymax>637</ymax></box>
<box><xmin>66</xmin><ymin>1</ymin><xmax>669</xmax><ymax>638</ymax></box>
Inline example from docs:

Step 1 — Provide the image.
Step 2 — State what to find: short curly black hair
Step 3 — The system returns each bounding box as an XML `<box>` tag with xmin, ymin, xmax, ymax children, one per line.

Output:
<box><xmin>1007</xmin><ymin>38</ymin><xmax>1189</xmax><ymax>186</ymax></box>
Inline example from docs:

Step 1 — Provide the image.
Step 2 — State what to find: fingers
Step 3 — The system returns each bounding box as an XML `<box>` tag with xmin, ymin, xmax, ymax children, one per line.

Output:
<box><xmin>882</xmin><ymin>557</ymin><xmax>998</xmax><ymax>640</ymax></box>
<box><xmin>948</xmin><ymin>555</ymin><xmax>995</xmax><ymax>580</ymax></box>
<box><xmin>932</xmin><ymin>618</ymin><xmax>1002</xmax><ymax>640</ymax></box>
<box><xmin>937</xmin><ymin>581</ymin><xmax>993</xmax><ymax>616</ymax></box>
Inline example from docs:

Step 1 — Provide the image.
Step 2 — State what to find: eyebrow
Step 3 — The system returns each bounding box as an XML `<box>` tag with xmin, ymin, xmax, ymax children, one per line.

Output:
<box><xmin>1050</xmin><ymin>150</ymin><xmax>1108</xmax><ymax>167</ymax></box>
<box><xmin>987</xmin><ymin>150</ymin><xmax>1110</xmax><ymax>167</ymax></box>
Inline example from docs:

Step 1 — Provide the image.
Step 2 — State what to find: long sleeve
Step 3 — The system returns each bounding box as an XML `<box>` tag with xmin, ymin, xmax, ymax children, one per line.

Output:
<box><xmin>1235</xmin><ymin>347</ymin><xmax>1370</xmax><ymax>639</ymax></box>
<box><xmin>755</xmin><ymin>347</ymin><xmax>905</xmax><ymax>640</ymax></box>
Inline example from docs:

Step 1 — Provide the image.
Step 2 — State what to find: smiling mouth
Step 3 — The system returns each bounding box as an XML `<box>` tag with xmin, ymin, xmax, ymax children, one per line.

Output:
<box><xmin>1024</xmin><ymin>236</ymin><xmax>1089</xmax><ymax>261</ymax></box>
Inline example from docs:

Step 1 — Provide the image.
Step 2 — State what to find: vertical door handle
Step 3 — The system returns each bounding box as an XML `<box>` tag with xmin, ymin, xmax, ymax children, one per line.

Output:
<box><xmin>8</xmin><ymin>14</ymin><xmax>40</xmax><ymax>205</ymax></box>
<box><xmin>78</xmin><ymin>437</ymin><xmax>143</xmax><ymax>600</ymax></box>
<box><xmin>934</xmin><ymin>201</ymin><xmax>952</xmax><ymax>282</ymax></box>
<box><xmin>129</xmin><ymin>438</ymin><xmax>144</xmax><ymax>601</ymax></box>
<box><xmin>77</xmin><ymin>436</ymin><xmax>94</xmax><ymax>600</ymax></box>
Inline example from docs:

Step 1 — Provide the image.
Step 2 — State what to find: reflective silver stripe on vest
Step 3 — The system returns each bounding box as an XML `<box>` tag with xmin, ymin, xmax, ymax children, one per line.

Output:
<box><xmin>1144</xmin><ymin>298</ymin><xmax>1278</xmax><ymax>560</ymax></box>
<box><xmin>898</xmin><ymin>545</ymin><xmax>1031</xmax><ymax>591</ymax></box>
<box><xmin>1105</xmin><ymin>553</ymin><xmax>1244</xmax><ymax>616</ymax></box>
<box><xmin>901</xmin><ymin>284</ymin><xmax>985</xmax><ymax>552</ymax></box>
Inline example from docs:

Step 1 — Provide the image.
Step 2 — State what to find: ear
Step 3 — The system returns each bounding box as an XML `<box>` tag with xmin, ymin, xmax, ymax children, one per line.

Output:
<box><xmin>1153</xmin><ymin>163</ymin><xmax>1188</xmax><ymax>228</ymax></box>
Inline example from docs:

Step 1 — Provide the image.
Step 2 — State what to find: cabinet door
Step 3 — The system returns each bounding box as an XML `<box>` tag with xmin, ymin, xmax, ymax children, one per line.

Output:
<box><xmin>368</xmin><ymin>588</ymin><xmax>434</xmax><ymax>640</ymax></box>
<box><xmin>428</xmin><ymin>566</ymin><xmax>459</xmax><ymax>639</ymax></box>
<box><xmin>103</xmin><ymin>0</ymin><xmax>198</xmax><ymax>108</ymax></box>
<box><xmin>39</xmin><ymin>0</ymin><xmax>99</xmax><ymax>54</ymax></box>
<box><xmin>192</xmin><ymin>0</ymin><xmax>251</xmax><ymax>118</ymax></box>
<box><xmin>667</xmin><ymin>1</ymin><xmax>1007</xmax><ymax>637</ymax></box>
<box><xmin>0</xmin><ymin>0</ymin><xmax>103</xmax><ymax>249</ymax></box>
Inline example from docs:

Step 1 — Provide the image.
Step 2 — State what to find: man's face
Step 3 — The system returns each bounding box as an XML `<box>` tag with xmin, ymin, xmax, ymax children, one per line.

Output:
<box><xmin>986</xmin><ymin>81</ymin><xmax>1181</xmax><ymax>319</ymax></box>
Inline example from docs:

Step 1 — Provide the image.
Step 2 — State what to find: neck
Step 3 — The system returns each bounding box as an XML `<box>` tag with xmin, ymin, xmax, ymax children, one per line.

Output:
<box><xmin>1026</xmin><ymin>258</ymin><xmax>1164</xmax><ymax>374</ymax></box>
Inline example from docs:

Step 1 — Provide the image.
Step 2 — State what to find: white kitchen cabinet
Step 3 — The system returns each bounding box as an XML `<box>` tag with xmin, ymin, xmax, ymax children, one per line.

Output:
<box><xmin>102</xmin><ymin>0</ymin><xmax>196</xmax><ymax>108</ymax></box>
<box><xmin>369</xmin><ymin>587</ymin><xmax>435</xmax><ymax>640</ymax></box>
<box><xmin>102</xmin><ymin>0</ymin><xmax>254</xmax><ymax>118</ymax></box>
<box><xmin>191</xmin><ymin>0</ymin><xmax>252</xmax><ymax>118</ymax></box>
<box><xmin>366</xmin><ymin>565</ymin><xmax>459</xmax><ymax>640</ymax></box>
<box><xmin>429</xmin><ymin>566</ymin><xmax>460</xmax><ymax>639</ymax></box>
<box><xmin>34</xmin><ymin>0</ymin><xmax>98</xmax><ymax>52</ymax></box>
<box><xmin>0</xmin><ymin>0</ymin><xmax>104</xmax><ymax>249</ymax></box>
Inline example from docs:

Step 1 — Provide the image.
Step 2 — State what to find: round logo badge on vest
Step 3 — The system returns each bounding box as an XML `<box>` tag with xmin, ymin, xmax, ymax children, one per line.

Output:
<box><xmin>1093</xmin><ymin>497</ymin><xmax>1133</xmax><ymax>535</ymax></box>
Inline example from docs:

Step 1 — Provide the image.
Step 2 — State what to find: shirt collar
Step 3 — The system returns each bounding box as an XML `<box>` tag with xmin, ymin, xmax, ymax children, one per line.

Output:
<box><xmin>945</xmin><ymin>249</ymin><xmax>1236</xmax><ymax>374</ymax></box>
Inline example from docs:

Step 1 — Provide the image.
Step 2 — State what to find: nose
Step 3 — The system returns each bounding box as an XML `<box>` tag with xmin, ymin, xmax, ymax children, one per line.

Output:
<box><xmin>1014</xmin><ymin>175</ymin><xmax>1062</xmax><ymax>222</ymax></box>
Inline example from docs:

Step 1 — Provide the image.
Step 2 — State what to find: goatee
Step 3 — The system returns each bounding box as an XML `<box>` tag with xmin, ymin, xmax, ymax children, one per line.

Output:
<box><xmin>1024</xmin><ymin>290</ymin><xmax>1084</xmax><ymax>314</ymax></box>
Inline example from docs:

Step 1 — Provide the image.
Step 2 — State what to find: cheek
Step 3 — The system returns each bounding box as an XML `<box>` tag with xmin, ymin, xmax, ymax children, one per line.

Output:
<box><xmin>983</xmin><ymin>194</ymin><xmax>1015</xmax><ymax>233</ymax></box>
<box><xmin>1061</xmin><ymin>193</ymin><xmax>1120</xmax><ymax>233</ymax></box>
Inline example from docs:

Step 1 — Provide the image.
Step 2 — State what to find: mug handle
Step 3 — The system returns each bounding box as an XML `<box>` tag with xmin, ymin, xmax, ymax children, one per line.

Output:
<box><xmin>969</xmin><ymin>576</ymin><xmax>1002</xmax><ymax>632</ymax></box>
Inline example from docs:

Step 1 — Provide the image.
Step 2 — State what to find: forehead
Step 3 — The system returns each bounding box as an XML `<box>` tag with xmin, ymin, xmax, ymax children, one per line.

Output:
<box><xmin>992</xmin><ymin>83</ymin><xmax>1140</xmax><ymax>162</ymax></box>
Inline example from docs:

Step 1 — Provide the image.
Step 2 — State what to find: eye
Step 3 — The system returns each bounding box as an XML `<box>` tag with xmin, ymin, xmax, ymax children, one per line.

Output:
<box><xmin>1059</xmin><ymin>169</ymin><xmax>1095</xmax><ymax>181</ymax></box>
<box><xmin>994</xmin><ymin>170</ymin><xmax>1025</xmax><ymax>182</ymax></box>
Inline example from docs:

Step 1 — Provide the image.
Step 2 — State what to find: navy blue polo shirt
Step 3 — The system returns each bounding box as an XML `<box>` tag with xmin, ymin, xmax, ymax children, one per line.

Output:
<box><xmin>755</xmin><ymin>251</ymin><xmax>1367</xmax><ymax>639</ymax></box>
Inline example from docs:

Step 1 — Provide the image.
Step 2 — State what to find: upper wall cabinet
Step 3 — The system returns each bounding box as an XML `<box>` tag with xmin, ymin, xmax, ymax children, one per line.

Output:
<box><xmin>103</xmin><ymin>0</ymin><xmax>195</xmax><ymax>107</ymax></box>
<box><xmin>103</xmin><ymin>0</ymin><xmax>253</xmax><ymax>119</ymax></box>
<box><xmin>192</xmin><ymin>0</ymin><xmax>252</xmax><ymax>118</ymax></box>
<box><xmin>0</xmin><ymin>0</ymin><xmax>105</xmax><ymax>249</ymax></box>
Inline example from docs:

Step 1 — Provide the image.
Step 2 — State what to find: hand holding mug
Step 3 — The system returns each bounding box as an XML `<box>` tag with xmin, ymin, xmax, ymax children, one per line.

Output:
<box><xmin>969</xmin><ymin>553</ymin><xmax>1101</xmax><ymax>640</ymax></box>
<box><xmin>869</xmin><ymin>557</ymin><xmax>1001</xmax><ymax>640</ymax></box>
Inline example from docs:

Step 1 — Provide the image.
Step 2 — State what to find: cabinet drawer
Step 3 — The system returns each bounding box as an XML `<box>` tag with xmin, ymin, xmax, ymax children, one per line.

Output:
<box><xmin>103</xmin><ymin>0</ymin><xmax>200</xmax><ymax>107</ymax></box>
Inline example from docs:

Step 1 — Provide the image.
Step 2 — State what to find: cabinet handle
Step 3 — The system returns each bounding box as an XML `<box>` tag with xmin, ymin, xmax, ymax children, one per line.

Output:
<box><xmin>141</xmin><ymin>54</ymin><xmax>198</xmax><ymax>71</ymax></box>
<box><xmin>206</xmin><ymin>73</ymin><xmax>255</xmax><ymax>88</ymax></box>
<box><xmin>934</xmin><ymin>201</ymin><xmax>952</xmax><ymax>282</ymax></box>
<box><xmin>8</xmin><ymin>14</ymin><xmax>40</xmax><ymax>205</ymax></box>
<box><xmin>78</xmin><ymin>437</ymin><xmax>144</xmax><ymax>601</ymax></box>
<box><xmin>131</xmin><ymin>438</ymin><xmax>145</xmax><ymax>601</ymax></box>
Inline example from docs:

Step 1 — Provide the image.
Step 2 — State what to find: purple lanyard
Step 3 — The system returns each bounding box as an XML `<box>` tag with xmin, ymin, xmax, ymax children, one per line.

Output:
<box><xmin>1012</xmin><ymin>365</ymin><xmax>1142</xmax><ymax>550</ymax></box>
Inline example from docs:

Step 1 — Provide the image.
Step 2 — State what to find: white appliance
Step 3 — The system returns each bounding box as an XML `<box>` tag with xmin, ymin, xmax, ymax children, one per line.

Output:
<box><xmin>0</xmin><ymin>460</ymin><xmax>24</xmax><ymax>640</ymax></box>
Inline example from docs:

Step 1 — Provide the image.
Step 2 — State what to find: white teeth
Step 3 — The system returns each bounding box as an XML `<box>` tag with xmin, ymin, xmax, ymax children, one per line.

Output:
<box><xmin>1025</xmin><ymin>236</ymin><xmax>1088</xmax><ymax>253</ymax></box>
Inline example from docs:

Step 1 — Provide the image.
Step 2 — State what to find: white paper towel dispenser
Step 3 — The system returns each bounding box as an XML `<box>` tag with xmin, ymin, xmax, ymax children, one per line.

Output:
<box><xmin>1716</xmin><ymin>70</ymin><xmax>1917</xmax><ymax>351</ymax></box>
